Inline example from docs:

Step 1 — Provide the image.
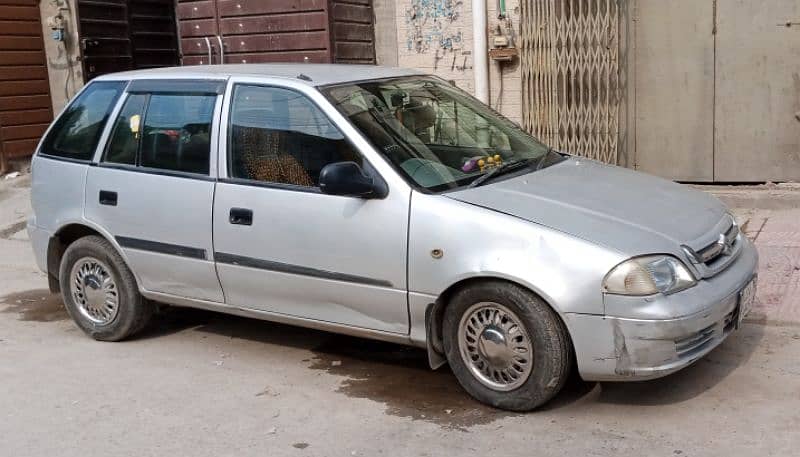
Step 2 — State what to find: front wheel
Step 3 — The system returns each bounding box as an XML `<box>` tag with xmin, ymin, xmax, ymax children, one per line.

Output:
<box><xmin>442</xmin><ymin>281</ymin><xmax>572</xmax><ymax>411</ymax></box>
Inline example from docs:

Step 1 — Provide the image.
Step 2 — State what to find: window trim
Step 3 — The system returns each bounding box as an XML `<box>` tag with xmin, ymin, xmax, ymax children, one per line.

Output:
<box><xmin>217</xmin><ymin>176</ymin><xmax>323</xmax><ymax>194</ymax></box>
<box><xmin>223</xmin><ymin>82</ymin><xmax>386</xmax><ymax>193</ymax></box>
<box><xmin>100</xmin><ymin>92</ymin><xmax>148</xmax><ymax>166</ymax></box>
<box><xmin>37</xmin><ymin>153</ymin><xmax>98</xmax><ymax>165</ymax></box>
<box><xmin>95</xmin><ymin>162</ymin><xmax>216</xmax><ymax>182</ymax></box>
<box><xmin>127</xmin><ymin>79</ymin><xmax>226</xmax><ymax>95</ymax></box>
<box><xmin>134</xmin><ymin>93</ymin><xmax>151</xmax><ymax>167</ymax></box>
<box><xmin>98</xmin><ymin>90</ymin><xmax>220</xmax><ymax>178</ymax></box>
<box><xmin>37</xmin><ymin>80</ymin><xmax>129</xmax><ymax>163</ymax></box>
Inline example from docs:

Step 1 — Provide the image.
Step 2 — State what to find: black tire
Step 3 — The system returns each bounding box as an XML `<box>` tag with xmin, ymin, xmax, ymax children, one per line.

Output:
<box><xmin>59</xmin><ymin>235</ymin><xmax>154</xmax><ymax>341</ymax></box>
<box><xmin>442</xmin><ymin>280</ymin><xmax>572</xmax><ymax>411</ymax></box>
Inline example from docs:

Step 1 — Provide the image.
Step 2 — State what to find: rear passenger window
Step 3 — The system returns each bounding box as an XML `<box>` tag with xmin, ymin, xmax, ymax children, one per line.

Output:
<box><xmin>101</xmin><ymin>93</ymin><xmax>216</xmax><ymax>175</ymax></box>
<box><xmin>40</xmin><ymin>81</ymin><xmax>125</xmax><ymax>161</ymax></box>
<box><xmin>141</xmin><ymin>95</ymin><xmax>215</xmax><ymax>175</ymax></box>
<box><xmin>104</xmin><ymin>94</ymin><xmax>147</xmax><ymax>165</ymax></box>
<box><xmin>228</xmin><ymin>85</ymin><xmax>360</xmax><ymax>187</ymax></box>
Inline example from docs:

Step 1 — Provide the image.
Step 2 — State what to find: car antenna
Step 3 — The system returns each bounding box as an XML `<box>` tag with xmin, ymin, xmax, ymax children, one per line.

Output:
<box><xmin>297</xmin><ymin>73</ymin><xmax>312</xmax><ymax>82</ymax></box>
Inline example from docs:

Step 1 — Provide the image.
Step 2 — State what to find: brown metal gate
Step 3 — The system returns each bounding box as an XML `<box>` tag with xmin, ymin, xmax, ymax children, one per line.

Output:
<box><xmin>177</xmin><ymin>0</ymin><xmax>375</xmax><ymax>65</ymax></box>
<box><xmin>76</xmin><ymin>0</ymin><xmax>180</xmax><ymax>81</ymax></box>
<box><xmin>519</xmin><ymin>0</ymin><xmax>621</xmax><ymax>164</ymax></box>
<box><xmin>0</xmin><ymin>0</ymin><xmax>53</xmax><ymax>173</ymax></box>
<box><xmin>329</xmin><ymin>0</ymin><xmax>376</xmax><ymax>64</ymax></box>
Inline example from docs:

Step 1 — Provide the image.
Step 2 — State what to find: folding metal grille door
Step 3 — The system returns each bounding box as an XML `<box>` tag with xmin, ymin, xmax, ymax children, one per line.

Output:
<box><xmin>520</xmin><ymin>0</ymin><xmax>620</xmax><ymax>164</ymax></box>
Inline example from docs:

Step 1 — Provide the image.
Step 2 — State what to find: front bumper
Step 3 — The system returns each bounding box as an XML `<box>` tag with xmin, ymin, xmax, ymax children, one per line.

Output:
<box><xmin>565</xmin><ymin>237</ymin><xmax>759</xmax><ymax>381</ymax></box>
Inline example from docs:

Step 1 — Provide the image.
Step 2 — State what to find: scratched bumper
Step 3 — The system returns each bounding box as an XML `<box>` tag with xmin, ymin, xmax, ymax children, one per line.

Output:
<box><xmin>565</xmin><ymin>237</ymin><xmax>759</xmax><ymax>382</ymax></box>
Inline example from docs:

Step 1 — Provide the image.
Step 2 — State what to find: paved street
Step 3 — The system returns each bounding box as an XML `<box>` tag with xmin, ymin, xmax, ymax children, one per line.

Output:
<box><xmin>1</xmin><ymin>174</ymin><xmax>799</xmax><ymax>457</ymax></box>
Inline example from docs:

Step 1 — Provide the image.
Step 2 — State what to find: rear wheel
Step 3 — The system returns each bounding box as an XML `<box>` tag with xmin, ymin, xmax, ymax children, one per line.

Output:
<box><xmin>59</xmin><ymin>236</ymin><xmax>153</xmax><ymax>341</ymax></box>
<box><xmin>443</xmin><ymin>281</ymin><xmax>572</xmax><ymax>411</ymax></box>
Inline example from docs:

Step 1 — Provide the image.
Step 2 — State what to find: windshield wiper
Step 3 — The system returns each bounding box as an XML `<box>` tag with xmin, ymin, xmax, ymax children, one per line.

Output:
<box><xmin>534</xmin><ymin>147</ymin><xmax>555</xmax><ymax>171</ymax></box>
<box><xmin>467</xmin><ymin>157</ymin><xmax>536</xmax><ymax>188</ymax></box>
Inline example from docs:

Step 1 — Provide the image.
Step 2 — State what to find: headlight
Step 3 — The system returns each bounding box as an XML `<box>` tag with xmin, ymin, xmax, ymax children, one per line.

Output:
<box><xmin>603</xmin><ymin>255</ymin><xmax>696</xmax><ymax>296</ymax></box>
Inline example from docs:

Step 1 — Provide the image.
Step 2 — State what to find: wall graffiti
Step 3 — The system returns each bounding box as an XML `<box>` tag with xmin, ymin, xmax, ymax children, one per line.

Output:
<box><xmin>405</xmin><ymin>0</ymin><xmax>467</xmax><ymax>65</ymax></box>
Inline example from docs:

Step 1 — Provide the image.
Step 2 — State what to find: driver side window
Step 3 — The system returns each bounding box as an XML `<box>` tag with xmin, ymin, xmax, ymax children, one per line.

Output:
<box><xmin>228</xmin><ymin>84</ymin><xmax>362</xmax><ymax>188</ymax></box>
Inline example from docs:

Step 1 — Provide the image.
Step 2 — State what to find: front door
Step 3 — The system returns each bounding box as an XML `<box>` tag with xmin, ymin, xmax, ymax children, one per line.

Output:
<box><xmin>212</xmin><ymin>80</ymin><xmax>410</xmax><ymax>334</ymax></box>
<box><xmin>84</xmin><ymin>80</ymin><xmax>225</xmax><ymax>302</ymax></box>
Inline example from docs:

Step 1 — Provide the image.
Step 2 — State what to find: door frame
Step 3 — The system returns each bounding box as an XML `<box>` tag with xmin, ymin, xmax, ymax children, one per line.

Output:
<box><xmin>216</xmin><ymin>75</ymin><xmax>411</xmax><ymax>191</ymax></box>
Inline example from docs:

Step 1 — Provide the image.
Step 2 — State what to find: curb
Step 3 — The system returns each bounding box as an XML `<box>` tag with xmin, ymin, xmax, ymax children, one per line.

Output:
<box><xmin>693</xmin><ymin>184</ymin><xmax>800</xmax><ymax>210</ymax></box>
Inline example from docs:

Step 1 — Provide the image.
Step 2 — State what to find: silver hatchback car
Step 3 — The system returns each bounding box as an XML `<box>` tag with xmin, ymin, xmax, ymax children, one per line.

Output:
<box><xmin>28</xmin><ymin>64</ymin><xmax>758</xmax><ymax>411</ymax></box>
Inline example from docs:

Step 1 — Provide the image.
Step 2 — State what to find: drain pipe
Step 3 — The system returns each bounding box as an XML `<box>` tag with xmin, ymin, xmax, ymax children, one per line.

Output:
<box><xmin>472</xmin><ymin>0</ymin><xmax>489</xmax><ymax>104</ymax></box>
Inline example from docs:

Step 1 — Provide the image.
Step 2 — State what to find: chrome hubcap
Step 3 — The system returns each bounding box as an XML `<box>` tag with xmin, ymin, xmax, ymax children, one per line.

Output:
<box><xmin>458</xmin><ymin>302</ymin><xmax>533</xmax><ymax>391</ymax></box>
<box><xmin>70</xmin><ymin>257</ymin><xmax>119</xmax><ymax>325</ymax></box>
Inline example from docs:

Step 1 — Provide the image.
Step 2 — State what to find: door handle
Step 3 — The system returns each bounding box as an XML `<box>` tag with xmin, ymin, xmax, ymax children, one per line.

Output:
<box><xmin>229</xmin><ymin>208</ymin><xmax>252</xmax><ymax>226</ymax></box>
<box><xmin>80</xmin><ymin>38</ymin><xmax>99</xmax><ymax>51</ymax></box>
<box><xmin>203</xmin><ymin>36</ymin><xmax>212</xmax><ymax>65</ymax></box>
<box><xmin>99</xmin><ymin>190</ymin><xmax>117</xmax><ymax>206</ymax></box>
<box><xmin>216</xmin><ymin>35</ymin><xmax>225</xmax><ymax>64</ymax></box>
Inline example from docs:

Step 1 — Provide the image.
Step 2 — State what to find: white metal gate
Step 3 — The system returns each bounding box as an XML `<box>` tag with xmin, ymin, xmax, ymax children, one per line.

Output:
<box><xmin>520</xmin><ymin>0</ymin><xmax>620</xmax><ymax>164</ymax></box>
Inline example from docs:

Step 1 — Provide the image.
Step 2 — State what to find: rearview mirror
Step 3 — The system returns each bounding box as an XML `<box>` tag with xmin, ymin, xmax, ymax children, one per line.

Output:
<box><xmin>319</xmin><ymin>162</ymin><xmax>386</xmax><ymax>199</ymax></box>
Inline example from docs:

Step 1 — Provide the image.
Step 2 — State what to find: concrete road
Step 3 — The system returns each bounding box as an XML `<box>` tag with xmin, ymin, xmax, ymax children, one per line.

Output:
<box><xmin>1</xmin><ymin>174</ymin><xmax>799</xmax><ymax>457</ymax></box>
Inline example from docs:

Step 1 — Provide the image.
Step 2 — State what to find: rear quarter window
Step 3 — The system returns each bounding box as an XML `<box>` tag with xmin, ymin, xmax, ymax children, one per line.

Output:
<box><xmin>40</xmin><ymin>81</ymin><xmax>126</xmax><ymax>161</ymax></box>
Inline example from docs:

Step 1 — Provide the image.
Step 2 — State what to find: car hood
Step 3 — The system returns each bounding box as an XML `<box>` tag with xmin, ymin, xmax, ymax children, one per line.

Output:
<box><xmin>447</xmin><ymin>157</ymin><xmax>727</xmax><ymax>256</ymax></box>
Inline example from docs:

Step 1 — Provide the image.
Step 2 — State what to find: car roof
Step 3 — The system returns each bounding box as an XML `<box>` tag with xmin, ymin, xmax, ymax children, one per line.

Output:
<box><xmin>93</xmin><ymin>64</ymin><xmax>426</xmax><ymax>87</ymax></box>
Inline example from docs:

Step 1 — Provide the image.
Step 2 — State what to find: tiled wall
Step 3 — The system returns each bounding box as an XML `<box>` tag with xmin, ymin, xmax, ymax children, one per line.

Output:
<box><xmin>393</xmin><ymin>0</ymin><xmax>523</xmax><ymax>123</ymax></box>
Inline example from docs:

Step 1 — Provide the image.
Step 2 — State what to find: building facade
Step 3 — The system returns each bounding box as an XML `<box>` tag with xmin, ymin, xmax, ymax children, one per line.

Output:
<box><xmin>375</xmin><ymin>0</ymin><xmax>800</xmax><ymax>183</ymax></box>
<box><xmin>2</xmin><ymin>0</ymin><xmax>797</xmax><ymax>181</ymax></box>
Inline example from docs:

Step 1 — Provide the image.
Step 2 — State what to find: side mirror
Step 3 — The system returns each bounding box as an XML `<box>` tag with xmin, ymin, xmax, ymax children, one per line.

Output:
<box><xmin>319</xmin><ymin>162</ymin><xmax>386</xmax><ymax>199</ymax></box>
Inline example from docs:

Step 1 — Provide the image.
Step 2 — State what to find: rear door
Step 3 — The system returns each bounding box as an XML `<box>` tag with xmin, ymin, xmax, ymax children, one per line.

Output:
<box><xmin>212</xmin><ymin>77</ymin><xmax>410</xmax><ymax>334</ymax></box>
<box><xmin>84</xmin><ymin>79</ymin><xmax>225</xmax><ymax>302</ymax></box>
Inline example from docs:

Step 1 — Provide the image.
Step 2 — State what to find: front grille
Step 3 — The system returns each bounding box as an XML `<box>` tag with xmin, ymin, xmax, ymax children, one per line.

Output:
<box><xmin>723</xmin><ymin>307</ymin><xmax>738</xmax><ymax>334</ymax></box>
<box><xmin>675</xmin><ymin>324</ymin><xmax>716</xmax><ymax>357</ymax></box>
<box><xmin>684</xmin><ymin>217</ymin><xmax>742</xmax><ymax>279</ymax></box>
<box><xmin>695</xmin><ymin>222</ymin><xmax>739</xmax><ymax>266</ymax></box>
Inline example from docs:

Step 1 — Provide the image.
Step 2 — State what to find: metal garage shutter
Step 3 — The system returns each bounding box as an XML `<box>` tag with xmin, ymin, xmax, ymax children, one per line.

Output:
<box><xmin>0</xmin><ymin>0</ymin><xmax>53</xmax><ymax>172</ymax></box>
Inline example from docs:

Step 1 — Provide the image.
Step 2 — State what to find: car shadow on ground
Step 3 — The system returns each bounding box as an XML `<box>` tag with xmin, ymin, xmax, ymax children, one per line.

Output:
<box><xmin>0</xmin><ymin>293</ymin><xmax>767</xmax><ymax>426</ymax></box>
<box><xmin>141</xmin><ymin>306</ymin><xmax>516</xmax><ymax>429</ymax></box>
<box><xmin>142</xmin><ymin>305</ymin><xmax>766</xmax><ymax>418</ymax></box>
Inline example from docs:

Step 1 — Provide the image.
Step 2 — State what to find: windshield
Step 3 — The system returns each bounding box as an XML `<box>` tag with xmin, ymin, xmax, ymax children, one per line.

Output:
<box><xmin>323</xmin><ymin>76</ymin><xmax>556</xmax><ymax>192</ymax></box>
